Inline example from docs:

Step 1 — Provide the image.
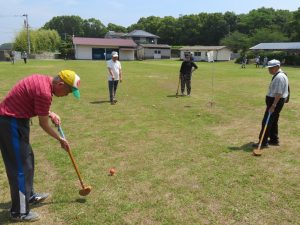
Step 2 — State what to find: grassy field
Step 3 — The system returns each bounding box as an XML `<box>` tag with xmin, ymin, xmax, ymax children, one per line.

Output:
<box><xmin>0</xmin><ymin>59</ymin><xmax>299</xmax><ymax>225</ymax></box>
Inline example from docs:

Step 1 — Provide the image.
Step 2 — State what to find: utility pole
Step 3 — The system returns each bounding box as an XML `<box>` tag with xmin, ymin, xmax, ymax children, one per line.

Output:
<box><xmin>23</xmin><ymin>14</ymin><xmax>30</xmax><ymax>54</ymax></box>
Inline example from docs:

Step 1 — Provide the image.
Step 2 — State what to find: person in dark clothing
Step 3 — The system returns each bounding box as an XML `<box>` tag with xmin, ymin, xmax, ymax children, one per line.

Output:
<box><xmin>10</xmin><ymin>51</ymin><xmax>15</xmax><ymax>64</ymax></box>
<box><xmin>22</xmin><ymin>51</ymin><xmax>28</xmax><ymax>64</ymax></box>
<box><xmin>252</xmin><ymin>59</ymin><xmax>289</xmax><ymax>154</ymax></box>
<box><xmin>179</xmin><ymin>54</ymin><xmax>198</xmax><ymax>96</ymax></box>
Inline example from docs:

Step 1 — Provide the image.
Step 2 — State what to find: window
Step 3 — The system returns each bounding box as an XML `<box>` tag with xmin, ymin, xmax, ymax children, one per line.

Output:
<box><xmin>154</xmin><ymin>50</ymin><xmax>161</xmax><ymax>54</ymax></box>
<box><xmin>194</xmin><ymin>52</ymin><xmax>201</xmax><ymax>56</ymax></box>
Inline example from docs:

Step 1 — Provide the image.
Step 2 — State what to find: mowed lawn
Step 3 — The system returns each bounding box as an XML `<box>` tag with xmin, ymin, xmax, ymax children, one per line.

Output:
<box><xmin>0</xmin><ymin>59</ymin><xmax>299</xmax><ymax>225</ymax></box>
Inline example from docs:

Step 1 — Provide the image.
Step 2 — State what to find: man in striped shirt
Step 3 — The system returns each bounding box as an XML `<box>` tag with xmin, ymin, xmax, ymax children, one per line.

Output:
<box><xmin>0</xmin><ymin>70</ymin><xmax>80</xmax><ymax>222</ymax></box>
<box><xmin>253</xmin><ymin>59</ymin><xmax>289</xmax><ymax>150</ymax></box>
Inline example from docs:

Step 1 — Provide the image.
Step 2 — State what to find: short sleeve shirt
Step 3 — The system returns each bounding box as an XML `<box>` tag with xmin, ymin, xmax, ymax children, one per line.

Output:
<box><xmin>0</xmin><ymin>74</ymin><xmax>53</xmax><ymax>118</ymax></box>
<box><xmin>180</xmin><ymin>61</ymin><xmax>198</xmax><ymax>74</ymax></box>
<box><xmin>267</xmin><ymin>70</ymin><xmax>289</xmax><ymax>98</ymax></box>
<box><xmin>107</xmin><ymin>60</ymin><xmax>122</xmax><ymax>81</ymax></box>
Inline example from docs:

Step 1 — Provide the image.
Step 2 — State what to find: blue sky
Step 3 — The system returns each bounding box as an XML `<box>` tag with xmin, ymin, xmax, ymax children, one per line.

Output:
<box><xmin>0</xmin><ymin>0</ymin><xmax>299</xmax><ymax>44</ymax></box>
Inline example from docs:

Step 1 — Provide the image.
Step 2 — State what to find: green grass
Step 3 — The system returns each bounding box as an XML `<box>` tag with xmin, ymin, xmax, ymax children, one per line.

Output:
<box><xmin>0</xmin><ymin>59</ymin><xmax>299</xmax><ymax>225</ymax></box>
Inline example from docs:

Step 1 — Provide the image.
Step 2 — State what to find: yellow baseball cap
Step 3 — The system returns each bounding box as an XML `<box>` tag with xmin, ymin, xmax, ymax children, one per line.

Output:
<box><xmin>58</xmin><ymin>70</ymin><xmax>81</xmax><ymax>99</ymax></box>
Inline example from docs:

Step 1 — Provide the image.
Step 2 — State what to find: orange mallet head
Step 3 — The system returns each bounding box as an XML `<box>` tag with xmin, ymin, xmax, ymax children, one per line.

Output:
<box><xmin>79</xmin><ymin>185</ymin><xmax>92</xmax><ymax>196</ymax></box>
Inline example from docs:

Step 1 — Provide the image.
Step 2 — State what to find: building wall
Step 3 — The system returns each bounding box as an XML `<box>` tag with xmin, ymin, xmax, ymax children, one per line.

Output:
<box><xmin>216</xmin><ymin>49</ymin><xmax>232</xmax><ymax>61</ymax></box>
<box><xmin>119</xmin><ymin>50</ymin><xmax>135</xmax><ymax>60</ymax></box>
<box><xmin>75</xmin><ymin>45</ymin><xmax>92</xmax><ymax>59</ymax></box>
<box><xmin>180</xmin><ymin>48</ymin><xmax>232</xmax><ymax>61</ymax></box>
<box><xmin>75</xmin><ymin>45</ymin><xmax>135</xmax><ymax>60</ymax></box>
<box><xmin>137</xmin><ymin>47</ymin><xmax>145</xmax><ymax>60</ymax></box>
<box><xmin>142</xmin><ymin>48</ymin><xmax>171</xmax><ymax>59</ymax></box>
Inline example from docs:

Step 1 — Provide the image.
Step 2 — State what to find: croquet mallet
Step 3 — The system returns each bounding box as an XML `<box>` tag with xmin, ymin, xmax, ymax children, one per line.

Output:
<box><xmin>58</xmin><ymin>126</ymin><xmax>92</xmax><ymax>196</ymax></box>
<box><xmin>253</xmin><ymin>112</ymin><xmax>272</xmax><ymax>156</ymax></box>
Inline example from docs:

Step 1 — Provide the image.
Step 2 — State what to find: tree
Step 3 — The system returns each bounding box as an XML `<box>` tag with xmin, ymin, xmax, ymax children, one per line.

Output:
<box><xmin>14</xmin><ymin>29</ymin><xmax>61</xmax><ymax>53</ymax></box>
<box><xmin>127</xmin><ymin>16</ymin><xmax>162</xmax><ymax>34</ymax></box>
<box><xmin>43</xmin><ymin>15</ymin><xmax>84</xmax><ymax>40</ymax></box>
<box><xmin>157</xmin><ymin>16</ymin><xmax>178</xmax><ymax>45</ymax></box>
<box><xmin>177</xmin><ymin>14</ymin><xmax>202</xmax><ymax>45</ymax></box>
<box><xmin>34</xmin><ymin>29</ymin><xmax>61</xmax><ymax>53</ymax></box>
<box><xmin>199</xmin><ymin>13</ymin><xmax>228</xmax><ymax>45</ymax></box>
<box><xmin>237</xmin><ymin>8</ymin><xmax>277</xmax><ymax>34</ymax></box>
<box><xmin>107</xmin><ymin>23</ymin><xmax>127</xmax><ymax>33</ymax></box>
<box><xmin>223</xmin><ymin>11</ymin><xmax>239</xmax><ymax>33</ymax></box>
<box><xmin>220</xmin><ymin>31</ymin><xmax>250</xmax><ymax>52</ymax></box>
<box><xmin>82</xmin><ymin>18</ymin><xmax>108</xmax><ymax>38</ymax></box>
<box><xmin>250</xmin><ymin>28</ymin><xmax>289</xmax><ymax>46</ymax></box>
<box><xmin>14</xmin><ymin>30</ymin><xmax>29</xmax><ymax>52</ymax></box>
<box><xmin>290</xmin><ymin>8</ymin><xmax>300</xmax><ymax>40</ymax></box>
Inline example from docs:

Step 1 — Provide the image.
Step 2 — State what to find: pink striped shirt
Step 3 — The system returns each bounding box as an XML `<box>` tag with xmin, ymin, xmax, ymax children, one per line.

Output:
<box><xmin>0</xmin><ymin>74</ymin><xmax>53</xmax><ymax>118</ymax></box>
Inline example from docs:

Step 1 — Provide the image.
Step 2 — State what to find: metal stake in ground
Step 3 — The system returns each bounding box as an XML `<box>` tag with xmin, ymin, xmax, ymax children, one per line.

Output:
<box><xmin>176</xmin><ymin>74</ymin><xmax>181</xmax><ymax>98</ymax></box>
<box><xmin>253</xmin><ymin>112</ymin><xmax>272</xmax><ymax>156</ymax></box>
<box><xmin>58</xmin><ymin>126</ymin><xmax>92</xmax><ymax>196</ymax></box>
<box><xmin>208</xmin><ymin>51</ymin><xmax>215</xmax><ymax>107</ymax></box>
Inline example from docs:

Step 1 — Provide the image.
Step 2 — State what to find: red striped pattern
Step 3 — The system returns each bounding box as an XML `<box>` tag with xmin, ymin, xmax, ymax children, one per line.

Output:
<box><xmin>0</xmin><ymin>75</ymin><xmax>53</xmax><ymax>118</ymax></box>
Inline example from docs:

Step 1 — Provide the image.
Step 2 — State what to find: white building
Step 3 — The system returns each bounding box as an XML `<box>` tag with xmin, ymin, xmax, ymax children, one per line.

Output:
<box><xmin>180</xmin><ymin>46</ymin><xmax>232</xmax><ymax>62</ymax></box>
<box><xmin>73</xmin><ymin>37</ymin><xmax>137</xmax><ymax>60</ymax></box>
<box><xmin>137</xmin><ymin>44</ymin><xmax>171</xmax><ymax>60</ymax></box>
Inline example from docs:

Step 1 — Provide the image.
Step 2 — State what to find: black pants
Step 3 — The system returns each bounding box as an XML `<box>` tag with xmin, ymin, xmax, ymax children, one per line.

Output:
<box><xmin>180</xmin><ymin>73</ymin><xmax>191</xmax><ymax>95</ymax></box>
<box><xmin>259</xmin><ymin>96</ymin><xmax>285</xmax><ymax>145</ymax></box>
<box><xmin>0</xmin><ymin>116</ymin><xmax>34</xmax><ymax>215</ymax></box>
<box><xmin>108</xmin><ymin>80</ymin><xmax>119</xmax><ymax>102</ymax></box>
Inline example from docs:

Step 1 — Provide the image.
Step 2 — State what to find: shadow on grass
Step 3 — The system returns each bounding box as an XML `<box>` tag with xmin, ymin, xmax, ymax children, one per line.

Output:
<box><xmin>228</xmin><ymin>142</ymin><xmax>255</xmax><ymax>152</ymax></box>
<box><xmin>30</xmin><ymin>198</ymin><xmax>87</xmax><ymax>209</ymax></box>
<box><xmin>90</xmin><ymin>100</ymin><xmax>110</xmax><ymax>104</ymax></box>
<box><xmin>0</xmin><ymin>199</ymin><xmax>87</xmax><ymax>223</ymax></box>
<box><xmin>166</xmin><ymin>95</ymin><xmax>184</xmax><ymax>98</ymax></box>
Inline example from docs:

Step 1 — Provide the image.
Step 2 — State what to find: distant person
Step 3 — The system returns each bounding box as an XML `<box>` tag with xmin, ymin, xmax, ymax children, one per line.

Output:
<box><xmin>107</xmin><ymin>51</ymin><xmax>122</xmax><ymax>105</ymax></box>
<box><xmin>0</xmin><ymin>70</ymin><xmax>80</xmax><ymax>222</ymax></box>
<box><xmin>241</xmin><ymin>55</ymin><xmax>247</xmax><ymax>68</ymax></box>
<box><xmin>190</xmin><ymin>52</ymin><xmax>195</xmax><ymax>62</ymax></box>
<box><xmin>252</xmin><ymin>59</ymin><xmax>289</xmax><ymax>152</ymax></box>
<box><xmin>22</xmin><ymin>51</ymin><xmax>28</xmax><ymax>64</ymax></box>
<box><xmin>255</xmin><ymin>55</ymin><xmax>260</xmax><ymax>68</ymax></box>
<box><xmin>179</xmin><ymin>53</ymin><xmax>198</xmax><ymax>96</ymax></box>
<box><xmin>262</xmin><ymin>56</ymin><xmax>268</xmax><ymax>68</ymax></box>
<box><xmin>9</xmin><ymin>51</ymin><xmax>15</xmax><ymax>64</ymax></box>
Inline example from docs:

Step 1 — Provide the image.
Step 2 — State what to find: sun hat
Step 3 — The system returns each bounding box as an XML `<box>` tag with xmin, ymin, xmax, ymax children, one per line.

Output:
<box><xmin>267</xmin><ymin>59</ymin><xmax>280</xmax><ymax>68</ymax></box>
<box><xmin>111</xmin><ymin>51</ymin><xmax>118</xmax><ymax>57</ymax></box>
<box><xmin>58</xmin><ymin>70</ymin><xmax>80</xmax><ymax>99</ymax></box>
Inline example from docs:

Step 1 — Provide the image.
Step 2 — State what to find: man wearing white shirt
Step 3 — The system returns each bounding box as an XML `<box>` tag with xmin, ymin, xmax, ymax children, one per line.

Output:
<box><xmin>253</xmin><ymin>59</ymin><xmax>289</xmax><ymax>149</ymax></box>
<box><xmin>107</xmin><ymin>51</ymin><xmax>122</xmax><ymax>105</ymax></box>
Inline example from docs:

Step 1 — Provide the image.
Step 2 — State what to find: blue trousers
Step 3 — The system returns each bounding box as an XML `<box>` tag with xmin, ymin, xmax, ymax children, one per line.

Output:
<box><xmin>0</xmin><ymin>116</ymin><xmax>34</xmax><ymax>215</ymax></box>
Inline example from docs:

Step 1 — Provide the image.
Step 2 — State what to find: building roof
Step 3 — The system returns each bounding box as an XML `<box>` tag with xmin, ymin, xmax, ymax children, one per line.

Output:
<box><xmin>250</xmin><ymin>42</ymin><xmax>300</xmax><ymax>50</ymax></box>
<box><xmin>125</xmin><ymin>30</ymin><xmax>159</xmax><ymax>38</ymax></box>
<box><xmin>180</xmin><ymin>46</ymin><xmax>229</xmax><ymax>51</ymax></box>
<box><xmin>139</xmin><ymin>44</ymin><xmax>171</xmax><ymax>49</ymax></box>
<box><xmin>73</xmin><ymin>37</ymin><xmax>137</xmax><ymax>48</ymax></box>
<box><xmin>0</xmin><ymin>43</ymin><xmax>13</xmax><ymax>50</ymax></box>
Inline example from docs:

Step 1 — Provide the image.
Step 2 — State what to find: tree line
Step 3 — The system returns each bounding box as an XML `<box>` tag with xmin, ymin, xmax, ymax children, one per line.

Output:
<box><xmin>14</xmin><ymin>7</ymin><xmax>300</xmax><ymax>54</ymax></box>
